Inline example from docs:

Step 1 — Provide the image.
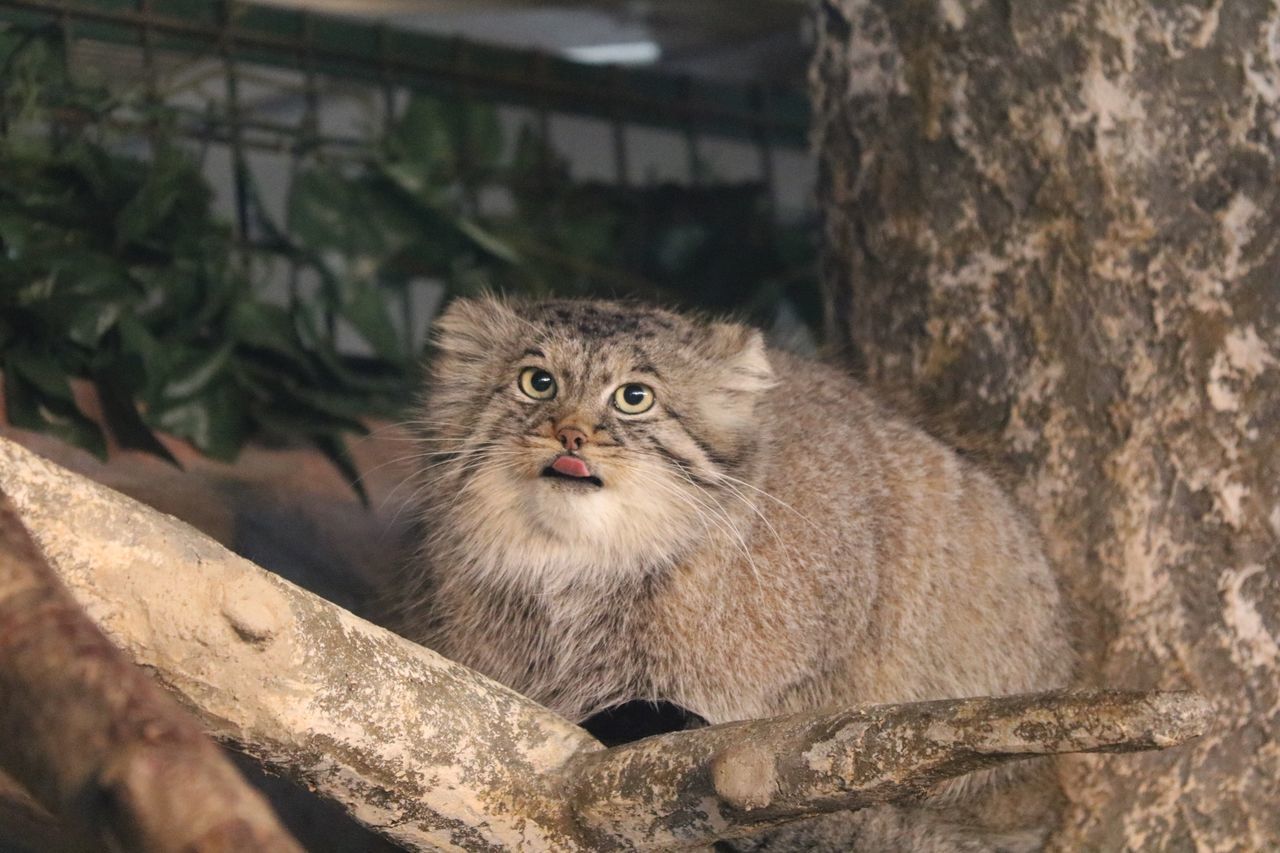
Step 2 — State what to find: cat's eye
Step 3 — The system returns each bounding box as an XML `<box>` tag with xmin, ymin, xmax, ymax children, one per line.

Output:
<box><xmin>519</xmin><ymin>367</ymin><xmax>557</xmax><ymax>400</ymax></box>
<box><xmin>613</xmin><ymin>383</ymin><xmax>655</xmax><ymax>414</ymax></box>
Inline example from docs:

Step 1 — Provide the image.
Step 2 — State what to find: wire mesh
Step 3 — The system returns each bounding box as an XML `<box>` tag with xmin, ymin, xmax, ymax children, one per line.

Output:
<box><xmin>1</xmin><ymin>0</ymin><xmax>817</xmax><ymax>357</ymax></box>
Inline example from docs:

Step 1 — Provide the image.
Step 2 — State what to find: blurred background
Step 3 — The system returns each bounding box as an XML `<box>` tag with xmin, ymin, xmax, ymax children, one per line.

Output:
<box><xmin>0</xmin><ymin>0</ymin><xmax>817</xmax><ymax>849</ymax></box>
<box><xmin>0</xmin><ymin>0</ymin><xmax>819</xmax><ymax>485</ymax></box>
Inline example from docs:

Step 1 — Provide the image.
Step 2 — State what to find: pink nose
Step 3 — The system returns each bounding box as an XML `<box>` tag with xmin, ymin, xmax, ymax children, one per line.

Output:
<box><xmin>556</xmin><ymin>426</ymin><xmax>588</xmax><ymax>452</ymax></box>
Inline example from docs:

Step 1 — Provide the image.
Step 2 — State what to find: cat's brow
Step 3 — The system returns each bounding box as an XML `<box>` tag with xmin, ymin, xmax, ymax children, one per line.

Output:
<box><xmin>521</xmin><ymin>347</ymin><xmax>546</xmax><ymax>359</ymax></box>
<box><xmin>632</xmin><ymin>363</ymin><xmax>663</xmax><ymax>378</ymax></box>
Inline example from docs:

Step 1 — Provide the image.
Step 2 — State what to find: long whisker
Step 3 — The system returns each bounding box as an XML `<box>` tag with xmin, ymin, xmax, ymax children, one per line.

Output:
<box><xmin>710</xmin><ymin>470</ymin><xmax>824</xmax><ymax>533</ymax></box>
<box><xmin>605</xmin><ymin>456</ymin><xmax>762</xmax><ymax>585</ymax></box>
<box><xmin>382</xmin><ymin>446</ymin><xmax>530</xmax><ymax>521</ymax></box>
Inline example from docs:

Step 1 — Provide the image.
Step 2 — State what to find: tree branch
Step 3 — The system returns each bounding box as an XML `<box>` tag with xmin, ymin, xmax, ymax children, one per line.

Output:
<box><xmin>0</xmin><ymin>436</ymin><xmax>1211</xmax><ymax>851</ymax></box>
<box><xmin>567</xmin><ymin>689</ymin><xmax>1212</xmax><ymax>847</ymax></box>
<box><xmin>0</xmin><ymin>487</ymin><xmax>302</xmax><ymax>852</ymax></box>
<box><xmin>0</xmin><ymin>435</ymin><xmax>602</xmax><ymax>851</ymax></box>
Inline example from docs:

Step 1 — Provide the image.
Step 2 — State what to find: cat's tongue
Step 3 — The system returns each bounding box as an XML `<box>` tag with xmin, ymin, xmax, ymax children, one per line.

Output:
<box><xmin>551</xmin><ymin>455</ymin><xmax>592</xmax><ymax>478</ymax></box>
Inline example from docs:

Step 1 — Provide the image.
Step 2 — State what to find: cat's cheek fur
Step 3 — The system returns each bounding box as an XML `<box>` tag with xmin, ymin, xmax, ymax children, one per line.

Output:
<box><xmin>444</xmin><ymin>451</ymin><xmax>703</xmax><ymax>592</ymax></box>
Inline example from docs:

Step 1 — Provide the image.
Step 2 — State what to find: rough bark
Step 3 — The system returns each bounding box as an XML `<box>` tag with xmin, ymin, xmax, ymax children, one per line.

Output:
<box><xmin>569</xmin><ymin>689</ymin><xmax>1209</xmax><ymax>849</ymax></box>
<box><xmin>812</xmin><ymin>0</ymin><xmax>1280</xmax><ymax>848</ymax></box>
<box><xmin>0</xmin><ymin>435</ymin><xmax>603</xmax><ymax>852</ymax></box>
<box><xmin>0</xmin><ymin>490</ymin><xmax>302</xmax><ymax>852</ymax></box>
<box><xmin>0</xmin><ymin>436</ymin><xmax>1212</xmax><ymax>851</ymax></box>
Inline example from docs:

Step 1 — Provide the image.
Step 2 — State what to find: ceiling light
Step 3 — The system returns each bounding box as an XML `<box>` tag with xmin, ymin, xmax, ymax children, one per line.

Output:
<box><xmin>562</xmin><ymin>41</ymin><xmax>661</xmax><ymax>65</ymax></box>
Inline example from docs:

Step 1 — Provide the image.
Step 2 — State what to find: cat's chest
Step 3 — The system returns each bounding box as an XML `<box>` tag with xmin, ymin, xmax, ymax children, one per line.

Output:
<box><xmin>477</xmin><ymin>584</ymin><xmax>657</xmax><ymax>720</ymax></box>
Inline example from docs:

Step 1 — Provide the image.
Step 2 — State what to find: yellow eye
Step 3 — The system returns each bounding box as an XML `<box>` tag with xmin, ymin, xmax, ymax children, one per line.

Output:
<box><xmin>519</xmin><ymin>367</ymin><xmax>557</xmax><ymax>400</ymax></box>
<box><xmin>613</xmin><ymin>383</ymin><xmax>655</xmax><ymax>414</ymax></box>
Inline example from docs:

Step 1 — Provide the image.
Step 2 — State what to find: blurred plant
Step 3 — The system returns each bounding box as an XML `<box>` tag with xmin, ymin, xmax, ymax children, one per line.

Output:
<box><xmin>284</xmin><ymin>95</ymin><xmax>820</xmax><ymax>323</ymax></box>
<box><xmin>0</xmin><ymin>23</ymin><xmax>818</xmax><ymax>493</ymax></box>
<box><xmin>0</xmin><ymin>27</ymin><xmax>404</xmax><ymax>492</ymax></box>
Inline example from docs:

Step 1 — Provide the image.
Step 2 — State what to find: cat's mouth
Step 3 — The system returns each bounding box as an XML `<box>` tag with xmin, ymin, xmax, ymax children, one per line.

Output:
<box><xmin>541</xmin><ymin>454</ymin><xmax>604</xmax><ymax>488</ymax></box>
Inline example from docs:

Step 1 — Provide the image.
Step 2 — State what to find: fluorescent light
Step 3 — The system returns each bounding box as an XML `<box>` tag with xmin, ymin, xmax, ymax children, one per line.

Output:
<box><xmin>562</xmin><ymin>41</ymin><xmax>661</xmax><ymax>65</ymax></box>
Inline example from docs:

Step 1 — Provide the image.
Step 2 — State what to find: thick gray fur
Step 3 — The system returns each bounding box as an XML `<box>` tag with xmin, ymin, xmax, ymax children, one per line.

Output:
<box><xmin>389</xmin><ymin>296</ymin><xmax>1074</xmax><ymax>851</ymax></box>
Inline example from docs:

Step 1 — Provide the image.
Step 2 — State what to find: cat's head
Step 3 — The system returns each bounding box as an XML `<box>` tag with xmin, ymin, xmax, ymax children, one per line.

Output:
<box><xmin>415</xmin><ymin>296</ymin><xmax>775</xmax><ymax>590</ymax></box>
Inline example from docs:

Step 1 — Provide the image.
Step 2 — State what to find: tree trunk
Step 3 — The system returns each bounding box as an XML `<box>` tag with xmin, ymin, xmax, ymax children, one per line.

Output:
<box><xmin>812</xmin><ymin>0</ymin><xmax>1279</xmax><ymax>848</ymax></box>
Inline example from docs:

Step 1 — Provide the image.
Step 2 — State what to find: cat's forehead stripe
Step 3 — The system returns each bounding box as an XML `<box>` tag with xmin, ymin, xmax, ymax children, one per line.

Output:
<box><xmin>529</xmin><ymin>302</ymin><xmax>680</xmax><ymax>340</ymax></box>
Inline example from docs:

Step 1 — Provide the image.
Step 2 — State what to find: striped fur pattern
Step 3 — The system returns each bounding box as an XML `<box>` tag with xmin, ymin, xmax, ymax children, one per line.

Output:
<box><xmin>391</xmin><ymin>296</ymin><xmax>1074</xmax><ymax>850</ymax></box>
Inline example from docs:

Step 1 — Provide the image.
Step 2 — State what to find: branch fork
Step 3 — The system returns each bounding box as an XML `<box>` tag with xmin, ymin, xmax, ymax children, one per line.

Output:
<box><xmin>0</xmin><ymin>437</ymin><xmax>1211</xmax><ymax>850</ymax></box>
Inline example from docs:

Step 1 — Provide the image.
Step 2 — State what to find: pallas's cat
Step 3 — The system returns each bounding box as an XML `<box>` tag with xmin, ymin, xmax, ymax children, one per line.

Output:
<box><xmin>393</xmin><ymin>296</ymin><xmax>1073</xmax><ymax>850</ymax></box>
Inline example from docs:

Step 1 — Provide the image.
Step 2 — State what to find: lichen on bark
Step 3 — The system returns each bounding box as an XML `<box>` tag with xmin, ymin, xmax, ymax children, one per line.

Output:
<box><xmin>813</xmin><ymin>0</ymin><xmax>1280</xmax><ymax>847</ymax></box>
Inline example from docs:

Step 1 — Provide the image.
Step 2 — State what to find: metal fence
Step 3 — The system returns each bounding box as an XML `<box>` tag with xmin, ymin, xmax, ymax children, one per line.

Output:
<box><xmin>1</xmin><ymin>0</ymin><xmax>817</xmax><ymax>356</ymax></box>
<box><xmin>0</xmin><ymin>0</ymin><xmax>812</xmax><ymax>218</ymax></box>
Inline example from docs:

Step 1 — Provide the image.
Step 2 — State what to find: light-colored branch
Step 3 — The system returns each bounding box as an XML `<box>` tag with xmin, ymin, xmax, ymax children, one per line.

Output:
<box><xmin>0</xmin><ymin>436</ymin><xmax>601</xmax><ymax>852</ymax></box>
<box><xmin>568</xmin><ymin>688</ymin><xmax>1212</xmax><ymax>848</ymax></box>
<box><xmin>0</xmin><ymin>436</ymin><xmax>1211</xmax><ymax>851</ymax></box>
<box><xmin>0</xmin><ymin>488</ymin><xmax>302</xmax><ymax>852</ymax></box>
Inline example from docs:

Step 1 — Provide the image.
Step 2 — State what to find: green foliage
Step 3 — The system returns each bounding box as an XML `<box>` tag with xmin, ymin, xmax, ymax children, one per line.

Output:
<box><xmin>0</xmin><ymin>28</ymin><xmax>404</xmax><ymax>491</ymax></box>
<box><xmin>0</xmin><ymin>24</ymin><xmax>816</xmax><ymax>493</ymax></box>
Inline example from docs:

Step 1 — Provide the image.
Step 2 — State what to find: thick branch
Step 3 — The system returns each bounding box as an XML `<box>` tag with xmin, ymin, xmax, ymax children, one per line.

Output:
<box><xmin>569</xmin><ymin>689</ymin><xmax>1212</xmax><ymax>847</ymax></box>
<box><xmin>0</xmin><ymin>770</ymin><xmax>88</xmax><ymax>853</ymax></box>
<box><xmin>0</xmin><ymin>436</ymin><xmax>603</xmax><ymax>850</ymax></box>
<box><xmin>0</xmin><ymin>488</ymin><xmax>301</xmax><ymax>852</ymax></box>
<box><xmin>0</xmin><ymin>436</ymin><xmax>1210</xmax><ymax>851</ymax></box>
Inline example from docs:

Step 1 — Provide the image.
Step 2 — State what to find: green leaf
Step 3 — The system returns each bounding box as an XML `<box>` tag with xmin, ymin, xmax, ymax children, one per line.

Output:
<box><xmin>334</xmin><ymin>277</ymin><xmax>405</xmax><ymax>363</ymax></box>
<box><xmin>114</xmin><ymin>146</ymin><xmax>210</xmax><ymax>250</ymax></box>
<box><xmin>455</xmin><ymin>218</ymin><xmax>521</xmax><ymax>264</ymax></box>
<box><xmin>160</xmin><ymin>341</ymin><xmax>235</xmax><ymax>401</ymax></box>
<box><xmin>115</xmin><ymin>314</ymin><xmax>164</xmax><ymax>399</ymax></box>
<box><xmin>116</xmin><ymin>173</ymin><xmax>183</xmax><ymax>248</ymax></box>
<box><xmin>287</xmin><ymin>168</ymin><xmax>385</xmax><ymax>258</ymax></box>
<box><xmin>7</xmin><ymin>350</ymin><xmax>76</xmax><ymax>401</ymax></box>
<box><xmin>386</xmin><ymin>95</ymin><xmax>458</xmax><ymax>177</ymax></box>
<box><xmin>311</xmin><ymin>432</ymin><xmax>368</xmax><ymax>506</ymax></box>
<box><xmin>228</xmin><ymin>302</ymin><xmax>316</xmax><ymax>375</ymax></box>
<box><xmin>150</xmin><ymin>381</ymin><xmax>245</xmax><ymax>461</ymax></box>
<box><xmin>0</xmin><ymin>210</ymin><xmax>33</xmax><ymax>256</ymax></box>
<box><xmin>245</xmin><ymin>374</ymin><xmax>368</xmax><ymax>435</ymax></box>
<box><xmin>453</xmin><ymin>100</ymin><xmax>504</xmax><ymax>175</ymax></box>
<box><xmin>3</xmin><ymin>364</ymin><xmax>106</xmax><ymax>459</ymax></box>
<box><xmin>66</xmin><ymin>301</ymin><xmax>122</xmax><ymax>347</ymax></box>
<box><xmin>93</xmin><ymin>370</ymin><xmax>179</xmax><ymax>465</ymax></box>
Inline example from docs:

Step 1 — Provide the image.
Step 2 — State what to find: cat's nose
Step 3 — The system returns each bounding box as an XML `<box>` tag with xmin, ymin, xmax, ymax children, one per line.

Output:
<box><xmin>556</xmin><ymin>425</ymin><xmax>589</xmax><ymax>452</ymax></box>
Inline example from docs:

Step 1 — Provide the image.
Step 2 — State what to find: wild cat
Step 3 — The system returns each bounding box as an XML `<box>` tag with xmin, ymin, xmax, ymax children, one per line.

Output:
<box><xmin>391</xmin><ymin>296</ymin><xmax>1073</xmax><ymax>850</ymax></box>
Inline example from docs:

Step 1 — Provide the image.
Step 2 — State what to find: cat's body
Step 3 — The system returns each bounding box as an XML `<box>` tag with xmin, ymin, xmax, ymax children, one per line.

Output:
<box><xmin>393</xmin><ymin>297</ymin><xmax>1073</xmax><ymax>850</ymax></box>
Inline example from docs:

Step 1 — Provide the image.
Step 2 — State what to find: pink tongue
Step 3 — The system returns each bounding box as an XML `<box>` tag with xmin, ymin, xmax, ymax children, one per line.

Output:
<box><xmin>551</xmin><ymin>456</ymin><xmax>592</xmax><ymax>478</ymax></box>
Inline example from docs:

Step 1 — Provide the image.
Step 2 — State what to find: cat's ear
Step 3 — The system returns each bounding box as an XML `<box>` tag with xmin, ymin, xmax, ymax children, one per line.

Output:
<box><xmin>432</xmin><ymin>296</ymin><xmax>522</xmax><ymax>362</ymax></box>
<box><xmin>692</xmin><ymin>323</ymin><xmax>773</xmax><ymax>450</ymax></box>
<box><xmin>705</xmin><ymin>322</ymin><xmax>775</xmax><ymax>394</ymax></box>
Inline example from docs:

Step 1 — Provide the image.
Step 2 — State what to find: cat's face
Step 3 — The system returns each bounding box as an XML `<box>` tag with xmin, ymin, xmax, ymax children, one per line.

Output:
<box><xmin>415</xmin><ymin>297</ymin><xmax>774</xmax><ymax>590</ymax></box>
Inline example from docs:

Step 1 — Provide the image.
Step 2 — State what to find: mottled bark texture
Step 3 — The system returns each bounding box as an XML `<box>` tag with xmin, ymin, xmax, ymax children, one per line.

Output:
<box><xmin>570</xmin><ymin>689</ymin><xmax>1209</xmax><ymax>849</ymax></box>
<box><xmin>0</xmin><ymin>436</ymin><xmax>602</xmax><ymax>853</ymax></box>
<box><xmin>0</xmin><ymin>437</ymin><xmax>1211</xmax><ymax>851</ymax></box>
<box><xmin>0</xmin><ymin>490</ymin><xmax>302</xmax><ymax>852</ymax></box>
<box><xmin>812</xmin><ymin>0</ymin><xmax>1280</xmax><ymax>848</ymax></box>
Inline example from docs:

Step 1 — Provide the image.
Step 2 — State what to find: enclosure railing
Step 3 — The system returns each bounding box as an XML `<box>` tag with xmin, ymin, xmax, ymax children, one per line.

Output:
<box><xmin>0</xmin><ymin>0</ymin><xmax>810</xmax><ymax>207</ymax></box>
<box><xmin>0</xmin><ymin>0</ymin><xmax>819</xmax><ymax>473</ymax></box>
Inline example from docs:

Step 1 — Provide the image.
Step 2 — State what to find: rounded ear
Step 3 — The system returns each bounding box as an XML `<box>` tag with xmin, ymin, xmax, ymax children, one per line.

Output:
<box><xmin>431</xmin><ymin>296</ymin><xmax>523</xmax><ymax>362</ymax></box>
<box><xmin>705</xmin><ymin>323</ymin><xmax>775</xmax><ymax>394</ymax></box>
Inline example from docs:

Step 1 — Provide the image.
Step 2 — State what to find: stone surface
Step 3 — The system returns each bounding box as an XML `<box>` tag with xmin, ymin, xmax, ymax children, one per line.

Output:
<box><xmin>812</xmin><ymin>0</ymin><xmax>1280</xmax><ymax>848</ymax></box>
